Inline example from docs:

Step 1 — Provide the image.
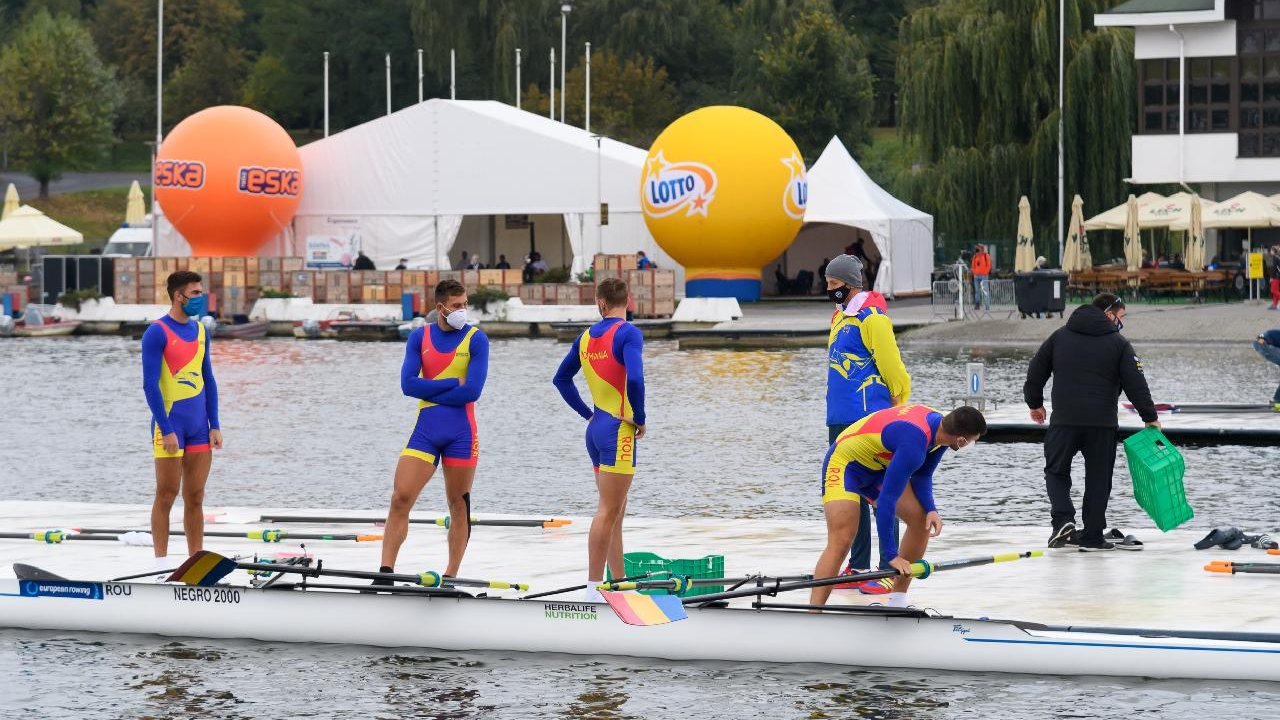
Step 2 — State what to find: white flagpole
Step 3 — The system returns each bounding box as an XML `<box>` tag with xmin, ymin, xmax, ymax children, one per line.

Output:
<box><xmin>385</xmin><ymin>53</ymin><xmax>391</xmax><ymax>116</ymax></box>
<box><xmin>516</xmin><ymin>48</ymin><xmax>522</xmax><ymax>108</ymax></box>
<box><xmin>323</xmin><ymin>51</ymin><xmax>330</xmax><ymax>137</ymax></box>
<box><xmin>549</xmin><ymin>48</ymin><xmax>556</xmax><ymax>120</ymax></box>
<box><xmin>585</xmin><ymin>42</ymin><xmax>591</xmax><ymax>132</ymax></box>
<box><xmin>417</xmin><ymin>49</ymin><xmax>423</xmax><ymax>103</ymax></box>
<box><xmin>450</xmin><ymin>49</ymin><xmax>456</xmax><ymax>100</ymax></box>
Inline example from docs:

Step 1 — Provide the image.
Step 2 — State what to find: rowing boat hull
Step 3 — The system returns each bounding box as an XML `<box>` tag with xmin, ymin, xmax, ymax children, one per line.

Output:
<box><xmin>1</xmin><ymin>579</ymin><xmax>1276</xmax><ymax>682</ymax></box>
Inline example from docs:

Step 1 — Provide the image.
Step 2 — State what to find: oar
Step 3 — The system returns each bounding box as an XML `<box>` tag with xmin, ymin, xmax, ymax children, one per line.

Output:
<box><xmin>1205</xmin><ymin>561</ymin><xmax>1280</xmax><ymax>575</ymax></box>
<box><xmin>601</xmin><ymin>574</ymin><xmax>815</xmax><ymax>595</ymax></box>
<box><xmin>0</xmin><ymin>530</ymin><xmax>123</xmax><ymax>543</ymax></box>
<box><xmin>255</xmin><ymin>514</ymin><xmax>571</xmax><ymax>528</ymax></box>
<box><xmin>167</xmin><ymin>550</ymin><xmax>529</xmax><ymax>591</ymax></box>
<box><xmin>72</xmin><ymin>528</ymin><xmax>382</xmax><ymax>542</ymax></box>
<box><xmin>523</xmin><ymin>572</ymin><xmax>661</xmax><ymax>600</ymax></box>
<box><xmin>597</xmin><ymin>551</ymin><xmax>1044</xmax><ymax>626</ymax></box>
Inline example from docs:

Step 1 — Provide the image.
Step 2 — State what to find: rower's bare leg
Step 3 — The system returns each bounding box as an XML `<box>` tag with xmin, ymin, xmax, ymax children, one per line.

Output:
<box><xmin>892</xmin><ymin>485</ymin><xmax>929</xmax><ymax>594</ymax></box>
<box><xmin>380</xmin><ymin>456</ymin><xmax>436</xmax><ymax>570</ymax></box>
<box><xmin>152</xmin><ymin>458</ymin><xmax>183</xmax><ymax>559</ymax></box>
<box><xmin>810</xmin><ymin>500</ymin><xmax>859</xmax><ymax>607</ymax></box>
<box><xmin>589</xmin><ymin>470</ymin><xmax>632</xmax><ymax>582</ymax></box>
<box><xmin>605</xmin><ymin>494</ymin><xmax>628</xmax><ymax>580</ymax></box>
<box><xmin>180</xmin><ymin>451</ymin><xmax>212</xmax><ymax>556</ymax></box>
<box><xmin>441</xmin><ymin>464</ymin><xmax>476</xmax><ymax>577</ymax></box>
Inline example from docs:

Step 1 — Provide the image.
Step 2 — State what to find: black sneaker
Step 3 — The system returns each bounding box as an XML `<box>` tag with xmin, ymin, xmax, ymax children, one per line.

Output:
<box><xmin>1048</xmin><ymin>522</ymin><xmax>1076</xmax><ymax>548</ymax></box>
<box><xmin>1078</xmin><ymin>540</ymin><xmax>1115</xmax><ymax>552</ymax></box>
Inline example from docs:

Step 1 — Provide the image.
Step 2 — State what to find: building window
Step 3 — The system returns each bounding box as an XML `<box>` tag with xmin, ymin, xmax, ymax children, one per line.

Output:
<box><xmin>1187</xmin><ymin>57</ymin><xmax>1233</xmax><ymax>133</ymax></box>
<box><xmin>1239</xmin><ymin>12</ymin><xmax>1280</xmax><ymax>157</ymax></box>
<box><xmin>1140</xmin><ymin>58</ymin><xmax>1180</xmax><ymax>134</ymax></box>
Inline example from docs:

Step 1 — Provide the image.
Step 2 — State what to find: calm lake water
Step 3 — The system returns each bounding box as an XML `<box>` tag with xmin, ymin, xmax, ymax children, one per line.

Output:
<box><xmin>1</xmin><ymin>335</ymin><xmax>1278</xmax><ymax>718</ymax></box>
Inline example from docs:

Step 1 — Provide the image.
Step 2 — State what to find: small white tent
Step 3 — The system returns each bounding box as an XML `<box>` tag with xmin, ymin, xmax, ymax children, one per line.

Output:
<box><xmin>793</xmin><ymin>137</ymin><xmax>934</xmax><ymax>296</ymax></box>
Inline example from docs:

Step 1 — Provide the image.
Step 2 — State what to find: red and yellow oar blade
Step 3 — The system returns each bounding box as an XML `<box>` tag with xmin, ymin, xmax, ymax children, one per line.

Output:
<box><xmin>601</xmin><ymin>591</ymin><xmax>688</xmax><ymax>626</ymax></box>
<box><xmin>167</xmin><ymin>550</ymin><xmax>238</xmax><ymax>586</ymax></box>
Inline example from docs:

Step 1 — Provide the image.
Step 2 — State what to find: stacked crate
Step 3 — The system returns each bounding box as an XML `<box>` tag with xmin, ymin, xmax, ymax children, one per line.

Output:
<box><xmin>594</xmin><ymin>253</ymin><xmax>638</xmax><ymax>274</ymax></box>
<box><xmin>111</xmin><ymin>258</ymin><xmax>139</xmax><ymax>304</ymax></box>
<box><xmin>625</xmin><ymin>269</ymin><xmax>677</xmax><ymax>318</ymax></box>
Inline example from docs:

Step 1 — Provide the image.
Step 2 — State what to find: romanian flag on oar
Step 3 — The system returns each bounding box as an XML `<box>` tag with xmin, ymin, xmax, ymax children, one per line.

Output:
<box><xmin>601</xmin><ymin>591</ymin><xmax>688</xmax><ymax>626</ymax></box>
<box><xmin>167</xmin><ymin>550</ymin><xmax>239</xmax><ymax>586</ymax></box>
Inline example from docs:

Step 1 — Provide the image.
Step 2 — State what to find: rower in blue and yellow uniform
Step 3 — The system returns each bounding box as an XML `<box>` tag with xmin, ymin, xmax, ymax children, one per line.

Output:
<box><xmin>823</xmin><ymin>254</ymin><xmax>911</xmax><ymax>594</ymax></box>
<box><xmin>141</xmin><ymin>270</ymin><xmax>221</xmax><ymax>572</ymax></box>
<box><xmin>553</xmin><ymin>277</ymin><xmax>646</xmax><ymax>602</ymax></box>
<box><xmin>810</xmin><ymin>404</ymin><xmax>987</xmax><ymax>609</ymax></box>
<box><xmin>379</xmin><ymin>279</ymin><xmax>489</xmax><ymax>581</ymax></box>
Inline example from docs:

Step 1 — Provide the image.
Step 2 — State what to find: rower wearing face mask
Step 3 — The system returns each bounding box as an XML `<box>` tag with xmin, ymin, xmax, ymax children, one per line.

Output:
<box><xmin>823</xmin><ymin>253</ymin><xmax>912</xmax><ymax>594</ymax></box>
<box><xmin>378</xmin><ymin>279</ymin><xmax>490</xmax><ymax>580</ymax></box>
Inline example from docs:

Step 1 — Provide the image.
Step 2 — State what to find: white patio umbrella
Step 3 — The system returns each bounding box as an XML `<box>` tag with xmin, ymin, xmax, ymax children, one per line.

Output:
<box><xmin>1123</xmin><ymin>195</ymin><xmax>1141</xmax><ymax>272</ymax></box>
<box><xmin>125</xmin><ymin>181</ymin><xmax>146</xmax><ymax>225</ymax></box>
<box><xmin>2</xmin><ymin>184</ymin><xmax>18</xmax><ymax>220</ymax></box>
<box><xmin>1015</xmin><ymin>195</ymin><xmax>1036</xmax><ymax>272</ymax></box>
<box><xmin>1062</xmin><ymin>195</ymin><xmax>1088</xmax><ymax>272</ymax></box>
<box><xmin>0</xmin><ymin>205</ymin><xmax>84</xmax><ymax>250</ymax></box>
<box><xmin>1083</xmin><ymin>191</ymin><xmax>1165</xmax><ymax>231</ymax></box>
<box><xmin>1184</xmin><ymin>193</ymin><xmax>1206</xmax><ymax>272</ymax></box>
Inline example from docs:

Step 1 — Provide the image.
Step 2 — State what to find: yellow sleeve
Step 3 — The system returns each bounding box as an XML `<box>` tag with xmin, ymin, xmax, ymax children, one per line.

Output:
<box><xmin>859</xmin><ymin>313</ymin><xmax>911</xmax><ymax>404</ymax></box>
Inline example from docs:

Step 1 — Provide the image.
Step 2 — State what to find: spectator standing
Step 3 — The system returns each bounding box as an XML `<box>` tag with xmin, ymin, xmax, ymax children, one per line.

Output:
<box><xmin>354</xmin><ymin>251</ymin><xmax>376</xmax><ymax>270</ymax></box>
<box><xmin>971</xmin><ymin>244</ymin><xmax>992</xmax><ymax>312</ymax></box>
<box><xmin>495</xmin><ymin>255</ymin><xmax>511</xmax><ymax>270</ymax></box>
<box><xmin>456</xmin><ymin>251</ymin><xmax>471</xmax><ymax>271</ymax></box>
<box><xmin>1268</xmin><ymin>246</ymin><xmax>1280</xmax><ymax>310</ymax></box>
<box><xmin>636</xmin><ymin>251</ymin><xmax>656</xmax><ymax>269</ymax></box>
<box><xmin>395</xmin><ymin>258</ymin><xmax>408</xmax><ymax>270</ymax></box>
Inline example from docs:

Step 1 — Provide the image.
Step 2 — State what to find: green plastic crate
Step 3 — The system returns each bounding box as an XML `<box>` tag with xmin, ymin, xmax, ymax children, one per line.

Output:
<box><xmin>622</xmin><ymin>552</ymin><xmax>724</xmax><ymax>597</ymax></box>
<box><xmin>1123</xmin><ymin>427</ymin><xmax>1193</xmax><ymax>531</ymax></box>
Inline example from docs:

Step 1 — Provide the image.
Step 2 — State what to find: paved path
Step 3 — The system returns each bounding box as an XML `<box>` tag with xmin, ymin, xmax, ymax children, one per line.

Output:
<box><xmin>0</xmin><ymin>171</ymin><xmax>149</xmax><ymax>199</ymax></box>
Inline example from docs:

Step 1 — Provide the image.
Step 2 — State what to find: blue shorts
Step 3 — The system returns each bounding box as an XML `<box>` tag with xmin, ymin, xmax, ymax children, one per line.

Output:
<box><xmin>586</xmin><ymin>412</ymin><xmax>637</xmax><ymax>475</ymax></box>
<box><xmin>402</xmin><ymin>406</ymin><xmax>478</xmax><ymax>467</ymax></box>
<box><xmin>151</xmin><ymin>405</ymin><xmax>211</xmax><ymax>459</ymax></box>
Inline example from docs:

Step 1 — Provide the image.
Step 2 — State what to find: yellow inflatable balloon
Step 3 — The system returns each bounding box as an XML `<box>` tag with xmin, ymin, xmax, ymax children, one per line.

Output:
<box><xmin>641</xmin><ymin>106</ymin><xmax>806</xmax><ymax>300</ymax></box>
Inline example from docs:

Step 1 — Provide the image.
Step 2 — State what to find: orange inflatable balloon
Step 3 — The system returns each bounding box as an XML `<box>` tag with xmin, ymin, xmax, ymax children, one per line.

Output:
<box><xmin>155</xmin><ymin>106</ymin><xmax>303</xmax><ymax>257</ymax></box>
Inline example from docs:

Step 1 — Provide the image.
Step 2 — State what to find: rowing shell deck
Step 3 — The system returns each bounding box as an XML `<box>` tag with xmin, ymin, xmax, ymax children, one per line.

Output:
<box><xmin>2</xmin><ymin>501</ymin><xmax>1278</xmax><ymax>681</ymax></box>
<box><xmin>981</xmin><ymin>402</ymin><xmax>1280</xmax><ymax>446</ymax></box>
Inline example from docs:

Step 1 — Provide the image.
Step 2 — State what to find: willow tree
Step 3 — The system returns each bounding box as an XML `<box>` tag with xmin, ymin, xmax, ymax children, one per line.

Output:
<box><xmin>894</xmin><ymin>0</ymin><xmax>1135</xmax><ymax>261</ymax></box>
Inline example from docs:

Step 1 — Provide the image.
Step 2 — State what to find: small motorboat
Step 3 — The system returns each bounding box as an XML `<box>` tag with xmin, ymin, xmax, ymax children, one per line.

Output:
<box><xmin>213</xmin><ymin>314</ymin><xmax>270</xmax><ymax>340</ymax></box>
<box><xmin>9</xmin><ymin>305</ymin><xmax>80</xmax><ymax>337</ymax></box>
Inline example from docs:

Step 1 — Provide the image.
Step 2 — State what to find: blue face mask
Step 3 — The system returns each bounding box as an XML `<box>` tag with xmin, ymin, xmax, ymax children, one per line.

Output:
<box><xmin>182</xmin><ymin>294</ymin><xmax>207</xmax><ymax>318</ymax></box>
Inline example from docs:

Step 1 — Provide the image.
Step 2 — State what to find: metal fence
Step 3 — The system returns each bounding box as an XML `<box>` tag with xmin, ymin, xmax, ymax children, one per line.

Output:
<box><xmin>932</xmin><ymin>265</ymin><xmax>1016</xmax><ymax>320</ymax></box>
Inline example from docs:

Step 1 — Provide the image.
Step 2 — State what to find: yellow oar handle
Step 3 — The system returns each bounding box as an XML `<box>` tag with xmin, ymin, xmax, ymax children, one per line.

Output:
<box><xmin>35</xmin><ymin>530</ymin><xmax>68</xmax><ymax>544</ymax></box>
<box><xmin>993</xmin><ymin>550</ymin><xmax>1044</xmax><ymax>563</ymax></box>
<box><xmin>248</xmin><ymin>530</ymin><xmax>285</xmax><ymax>543</ymax></box>
<box><xmin>417</xmin><ymin>571</ymin><xmax>529</xmax><ymax>591</ymax></box>
<box><xmin>601</xmin><ymin>581</ymin><xmax>637</xmax><ymax>591</ymax></box>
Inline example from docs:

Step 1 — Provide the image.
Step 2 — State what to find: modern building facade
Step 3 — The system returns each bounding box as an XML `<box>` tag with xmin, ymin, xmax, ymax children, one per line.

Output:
<box><xmin>1099</xmin><ymin>0</ymin><xmax>1280</xmax><ymax>253</ymax></box>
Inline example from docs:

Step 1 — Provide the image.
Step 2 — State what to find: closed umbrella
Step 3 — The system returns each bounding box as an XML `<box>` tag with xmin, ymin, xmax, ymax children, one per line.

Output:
<box><xmin>1015</xmin><ymin>195</ymin><xmax>1035</xmax><ymax>272</ymax></box>
<box><xmin>125</xmin><ymin>181</ymin><xmax>146</xmax><ymax>225</ymax></box>
<box><xmin>0</xmin><ymin>205</ymin><xmax>84</xmax><ymax>250</ymax></box>
<box><xmin>1062</xmin><ymin>194</ymin><xmax>1087</xmax><ymax>272</ymax></box>
<box><xmin>1185</xmin><ymin>193</ymin><xmax>1205</xmax><ymax>272</ymax></box>
<box><xmin>2</xmin><ymin>184</ymin><xmax>17</xmax><ymax>220</ymax></box>
<box><xmin>1123</xmin><ymin>194</ymin><xmax>1141</xmax><ymax>272</ymax></box>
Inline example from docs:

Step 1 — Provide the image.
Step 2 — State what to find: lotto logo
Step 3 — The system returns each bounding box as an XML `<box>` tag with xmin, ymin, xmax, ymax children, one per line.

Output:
<box><xmin>155</xmin><ymin>160</ymin><xmax>205</xmax><ymax>189</ymax></box>
<box><xmin>238</xmin><ymin>166</ymin><xmax>301</xmax><ymax>196</ymax></box>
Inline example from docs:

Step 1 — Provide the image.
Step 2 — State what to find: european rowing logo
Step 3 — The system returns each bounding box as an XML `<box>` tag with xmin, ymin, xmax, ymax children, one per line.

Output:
<box><xmin>781</xmin><ymin>152</ymin><xmax>807</xmax><ymax>219</ymax></box>
<box><xmin>238</xmin><ymin>166</ymin><xmax>301</xmax><ymax>197</ymax></box>
<box><xmin>641</xmin><ymin>151</ymin><xmax>716</xmax><ymax>218</ymax></box>
<box><xmin>155</xmin><ymin>160</ymin><xmax>205</xmax><ymax>190</ymax></box>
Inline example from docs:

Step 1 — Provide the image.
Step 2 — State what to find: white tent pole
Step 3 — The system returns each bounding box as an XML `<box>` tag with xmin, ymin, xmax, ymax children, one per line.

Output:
<box><xmin>385</xmin><ymin>53</ymin><xmax>391</xmax><ymax>116</ymax></box>
<box><xmin>515</xmin><ymin>48</ymin><xmax>522</xmax><ymax>108</ymax></box>
<box><xmin>450</xmin><ymin>49</ymin><xmax>456</xmax><ymax>100</ymax></box>
<box><xmin>154</xmin><ymin>0</ymin><xmax>163</xmax><ymax>256</ymax></box>
<box><xmin>435</xmin><ymin>215</ymin><xmax>441</xmax><ymax>270</ymax></box>
<box><xmin>549</xmin><ymin>48</ymin><xmax>556</xmax><ymax>120</ymax></box>
<box><xmin>1057</xmin><ymin>0</ymin><xmax>1065</xmax><ymax>267</ymax></box>
<box><xmin>323</xmin><ymin>51</ymin><xmax>330</xmax><ymax>137</ymax></box>
<box><xmin>417</xmin><ymin>49</ymin><xmax>423</xmax><ymax>103</ymax></box>
<box><xmin>585</xmin><ymin>42</ymin><xmax>591</xmax><ymax>132</ymax></box>
<box><xmin>560</xmin><ymin>3</ymin><xmax>569</xmax><ymax>123</ymax></box>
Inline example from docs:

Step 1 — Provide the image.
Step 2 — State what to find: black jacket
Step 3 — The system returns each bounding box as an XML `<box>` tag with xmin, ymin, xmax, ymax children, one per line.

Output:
<box><xmin>1024</xmin><ymin>305</ymin><xmax>1157</xmax><ymax>427</ymax></box>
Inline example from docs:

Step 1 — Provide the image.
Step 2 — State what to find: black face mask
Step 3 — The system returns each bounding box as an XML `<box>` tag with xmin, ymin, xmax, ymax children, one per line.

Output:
<box><xmin>828</xmin><ymin>286</ymin><xmax>850</xmax><ymax>304</ymax></box>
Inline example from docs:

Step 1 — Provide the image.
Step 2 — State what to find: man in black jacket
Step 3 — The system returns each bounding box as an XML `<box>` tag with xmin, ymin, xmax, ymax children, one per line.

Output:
<box><xmin>1024</xmin><ymin>294</ymin><xmax>1160</xmax><ymax>552</ymax></box>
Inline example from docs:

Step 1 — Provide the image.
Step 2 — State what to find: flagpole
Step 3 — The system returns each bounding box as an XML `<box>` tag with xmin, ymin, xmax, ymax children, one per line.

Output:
<box><xmin>585</xmin><ymin>42</ymin><xmax>591</xmax><ymax>132</ymax></box>
<box><xmin>1057</xmin><ymin>0</ymin><xmax>1065</xmax><ymax>267</ymax></box>
<box><xmin>515</xmin><ymin>48</ymin><xmax>522</xmax><ymax>108</ymax></box>
<box><xmin>323</xmin><ymin>51</ymin><xmax>330</xmax><ymax>137</ymax></box>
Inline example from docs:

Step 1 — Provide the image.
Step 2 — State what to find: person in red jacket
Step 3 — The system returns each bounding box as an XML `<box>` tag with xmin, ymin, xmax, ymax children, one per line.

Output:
<box><xmin>971</xmin><ymin>244</ymin><xmax>992</xmax><ymax>311</ymax></box>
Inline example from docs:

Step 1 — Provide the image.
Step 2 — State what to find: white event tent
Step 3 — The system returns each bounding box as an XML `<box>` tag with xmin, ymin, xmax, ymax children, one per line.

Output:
<box><xmin>160</xmin><ymin>100</ymin><xmax>677</xmax><ymax>281</ymax></box>
<box><xmin>790</xmin><ymin>137</ymin><xmax>934</xmax><ymax>296</ymax></box>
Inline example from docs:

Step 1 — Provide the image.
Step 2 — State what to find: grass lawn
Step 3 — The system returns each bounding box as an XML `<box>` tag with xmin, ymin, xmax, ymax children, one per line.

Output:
<box><xmin>26</xmin><ymin>186</ymin><xmax>148</xmax><ymax>253</ymax></box>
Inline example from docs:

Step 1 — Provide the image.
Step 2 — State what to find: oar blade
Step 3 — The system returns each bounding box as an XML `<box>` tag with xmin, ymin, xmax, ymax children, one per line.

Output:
<box><xmin>602</xmin><ymin>591</ymin><xmax>687</xmax><ymax>626</ymax></box>
<box><xmin>167</xmin><ymin>550</ymin><xmax>238</xmax><ymax>587</ymax></box>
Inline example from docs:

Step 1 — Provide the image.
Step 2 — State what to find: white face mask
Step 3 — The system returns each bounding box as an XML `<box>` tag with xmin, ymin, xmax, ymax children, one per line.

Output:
<box><xmin>444</xmin><ymin>307</ymin><xmax>468</xmax><ymax>330</ymax></box>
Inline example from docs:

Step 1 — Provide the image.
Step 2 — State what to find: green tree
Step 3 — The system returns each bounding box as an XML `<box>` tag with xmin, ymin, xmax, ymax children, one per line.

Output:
<box><xmin>0</xmin><ymin>10</ymin><xmax>122</xmax><ymax>196</ymax></box>
<box><xmin>560</xmin><ymin>50</ymin><xmax>681</xmax><ymax>148</ymax></box>
<box><xmin>893</xmin><ymin>0</ymin><xmax>1135</xmax><ymax>261</ymax></box>
<box><xmin>757</xmin><ymin>3</ymin><xmax>874</xmax><ymax>159</ymax></box>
